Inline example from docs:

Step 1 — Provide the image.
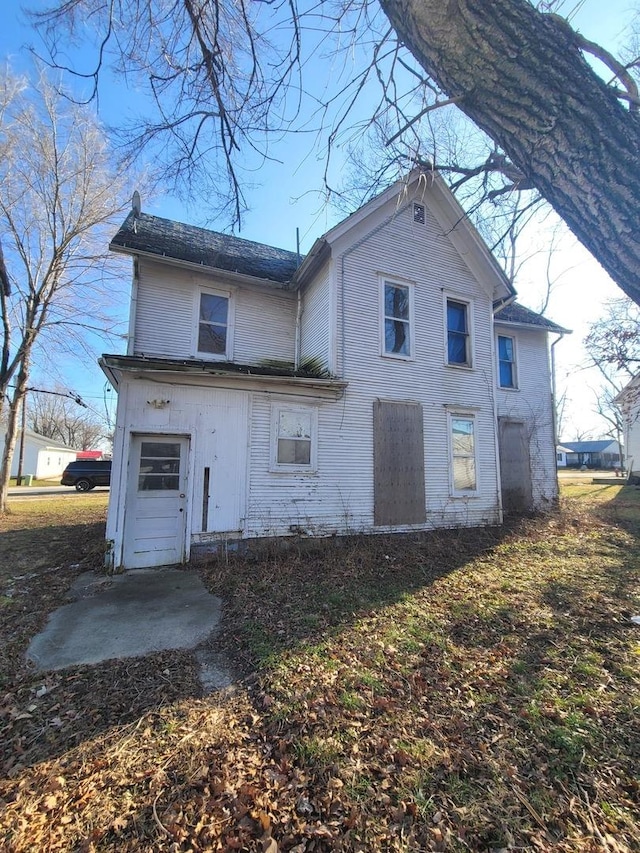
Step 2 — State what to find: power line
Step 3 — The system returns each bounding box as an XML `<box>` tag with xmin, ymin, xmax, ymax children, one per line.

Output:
<box><xmin>7</xmin><ymin>385</ymin><xmax>88</xmax><ymax>408</ymax></box>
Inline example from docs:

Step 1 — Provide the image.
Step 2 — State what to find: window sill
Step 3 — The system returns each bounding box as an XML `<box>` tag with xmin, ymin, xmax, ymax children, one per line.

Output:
<box><xmin>499</xmin><ymin>385</ymin><xmax>520</xmax><ymax>392</ymax></box>
<box><xmin>381</xmin><ymin>352</ymin><xmax>415</xmax><ymax>362</ymax></box>
<box><xmin>445</xmin><ymin>362</ymin><xmax>474</xmax><ymax>371</ymax></box>
<box><xmin>194</xmin><ymin>352</ymin><xmax>230</xmax><ymax>361</ymax></box>
<box><xmin>269</xmin><ymin>466</ymin><xmax>318</xmax><ymax>475</ymax></box>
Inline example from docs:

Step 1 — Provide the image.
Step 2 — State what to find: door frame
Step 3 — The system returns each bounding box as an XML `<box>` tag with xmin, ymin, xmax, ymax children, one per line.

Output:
<box><xmin>122</xmin><ymin>431</ymin><xmax>192</xmax><ymax>568</ymax></box>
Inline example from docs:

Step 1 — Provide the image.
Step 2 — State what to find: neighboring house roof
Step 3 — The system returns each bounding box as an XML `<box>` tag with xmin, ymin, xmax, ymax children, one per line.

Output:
<box><xmin>556</xmin><ymin>445</ymin><xmax>573</xmax><ymax>454</ymax></box>
<box><xmin>0</xmin><ymin>427</ymin><xmax>74</xmax><ymax>452</ymax></box>
<box><xmin>560</xmin><ymin>440</ymin><xmax>619</xmax><ymax>453</ymax></box>
<box><xmin>110</xmin><ymin>212</ymin><xmax>300</xmax><ymax>285</ymax></box>
<box><xmin>494</xmin><ymin>302</ymin><xmax>570</xmax><ymax>334</ymax></box>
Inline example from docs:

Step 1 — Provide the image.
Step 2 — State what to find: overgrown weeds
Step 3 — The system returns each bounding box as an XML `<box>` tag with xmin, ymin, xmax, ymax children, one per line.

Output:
<box><xmin>1</xmin><ymin>486</ymin><xmax>639</xmax><ymax>851</ymax></box>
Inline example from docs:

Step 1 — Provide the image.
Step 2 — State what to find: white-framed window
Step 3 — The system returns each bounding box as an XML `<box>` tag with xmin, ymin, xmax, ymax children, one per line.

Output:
<box><xmin>497</xmin><ymin>334</ymin><xmax>517</xmax><ymax>389</ymax></box>
<box><xmin>449</xmin><ymin>412</ymin><xmax>478</xmax><ymax>494</ymax></box>
<box><xmin>445</xmin><ymin>297</ymin><xmax>472</xmax><ymax>367</ymax></box>
<box><xmin>196</xmin><ymin>288</ymin><xmax>233</xmax><ymax>359</ymax></box>
<box><xmin>381</xmin><ymin>277</ymin><xmax>414</xmax><ymax>359</ymax></box>
<box><xmin>271</xmin><ymin>404</ymin><xmax>317</xmax><ymax>472</ymax></box>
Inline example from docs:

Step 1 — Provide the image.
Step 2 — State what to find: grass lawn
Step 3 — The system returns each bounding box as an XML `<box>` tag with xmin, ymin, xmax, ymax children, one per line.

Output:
<box><xmin>0</xmin><ymin>486</ymin><xmax>638</xmax><ymax>851</ymax></box>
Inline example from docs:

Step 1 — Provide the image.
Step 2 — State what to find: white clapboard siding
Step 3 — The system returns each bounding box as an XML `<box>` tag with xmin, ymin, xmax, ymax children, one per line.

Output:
<box><xmin>242</xmin><ymin>196</ymin><xmax>504</xmax><ymax>538</ymax></box>
<box><xmin>134</xmin><ymin>263</ymin><xmax>194</xmax><ymax>357</ymax></box>
<box><xmin>334</xmin><ymin>196</ymin><xmax>501</xmax><ymax>527</ymax></box>
<box><xmin>300</xmin><ymin>260</ymin><xmax>333</xmax><ymax>371</ymax></box>
<box><xmin>625</xmin><ymin>412</ymin><xmax>640</xmax><ymax>476</ymax></box>
<box><xmin>107</xmin><ymin>379</ymin><xmax>249</xmax><ymax>568</ymax></box>
<box><xmin>133</xmin><ymin>259</ymin><xmax>296</xmax><ymax>364</ymax></box>
<box><xmin>495</xmin><ymin>327</ymin><xmax>558</xmax><ymax>508</ymax></box>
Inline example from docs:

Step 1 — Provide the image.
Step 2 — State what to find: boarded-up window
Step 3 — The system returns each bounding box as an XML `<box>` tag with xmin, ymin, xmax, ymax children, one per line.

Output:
<box><xmin>499</xmin><ymin>419</ymin><xmax>533</xmax><ymax>513</ymax></box>
<box><xmin>374</xmin><ymin>400</ymin><xmax>426</xmax><ymax>526</ymax></box>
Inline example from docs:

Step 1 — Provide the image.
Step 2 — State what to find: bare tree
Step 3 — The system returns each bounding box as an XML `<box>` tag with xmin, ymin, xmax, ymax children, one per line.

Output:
<box><xmin>29</xmin><ymin>389</ymin><xmax>106</xmax><ymax>450</ymax></box>
<box><xmin>583</xmin><ymin>311</ymin><xmax>634</xmax><ymax>466</ymax></box>
<box><xmin>31</xmin><ymin>0</ymin><xmax>640</xmax><ymax>303</ymax></box>
<box><xmin>0</xmin><ymin>68</ymin><xmax>132</xmax><ymax>512</ymax></box>
<box><xmin>592</xmin><ymin>381</ymin><xmax>625</xmax><ymax>470</ymax></box>
<box><xmin>584</xmin><ymin>298</ymin><xmax>640</xmax><ymax>377</ymax></box>
<box><xmin>377</xmin><ymin>0</ymin><xmax>640</xmax><ymax>303</ymax></box>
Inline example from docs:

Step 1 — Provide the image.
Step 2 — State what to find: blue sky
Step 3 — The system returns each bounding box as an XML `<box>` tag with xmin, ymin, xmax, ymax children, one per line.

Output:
<box><xmin>1</xmin><ymin>0</ymin><xmax>637</xmax><ymax>439</ymax></box>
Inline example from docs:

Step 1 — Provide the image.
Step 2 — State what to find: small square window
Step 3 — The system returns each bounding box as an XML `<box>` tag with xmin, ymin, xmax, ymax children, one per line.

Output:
<box><xmin>413</xmin><ymin>203</ymin><xmax>425</xmax><ymax>224</ymax></box>
<box><xmin>498</xmin><ymin>335</ymin><xmax>516</xmax><ymax>388</ymax></box>
<box><xmin>382</xmin><ymin>279</ymin><xmax>414</xmax><ymax>358</ymax></box>
<box><xmin>447</xmin><ymin>299</ymin><xmax>471</xmax><ymax>366</ymax></box>
<box><xmin>272</xmin><ymin>406</ymin><xmax>317</xmax><ymax>471</ymax></box>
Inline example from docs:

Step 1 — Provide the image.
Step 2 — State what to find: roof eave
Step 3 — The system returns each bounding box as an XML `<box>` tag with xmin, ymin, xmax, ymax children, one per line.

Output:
<box><xmin>494</xmin><ymin>318</ymin><xmax>571</xmax><ymax>335</ymax></box>
<box><xmin>100</xmin><ymin>354</ymin><xmax>347</xmax><ymax>400</ymax></box>
<box><xmin>291</xmin><ymin>238</ymin><xmax>330</xmax><ymax>288</ymax></box>
<box><xmin>321</xmin><ymin>170</ymin><xmax>515</xmax><ymax>302</ymax></box>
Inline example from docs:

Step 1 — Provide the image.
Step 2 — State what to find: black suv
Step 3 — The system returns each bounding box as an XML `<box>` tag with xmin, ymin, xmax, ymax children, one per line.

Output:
<box><xmin>61</xmin><ymin>459</ymin><xmax>112</xmax><ymax>491</ymax></box>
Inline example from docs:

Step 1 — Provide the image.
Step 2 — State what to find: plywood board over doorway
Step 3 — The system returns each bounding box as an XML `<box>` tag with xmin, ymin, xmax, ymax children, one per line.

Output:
<box><xmin>499</xmin><ymin>419</ymin><xmax>533</xmax><ymax>513</ymax></box>
<box><xmin>374</xmin><ymin>400</ymin><xmax>426</xmax><ymax>526</ymax></box>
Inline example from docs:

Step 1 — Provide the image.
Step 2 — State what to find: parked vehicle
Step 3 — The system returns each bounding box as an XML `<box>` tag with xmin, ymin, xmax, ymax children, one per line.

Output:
<box><xmin>61</xmin><ymin>459</ymin><xmax>111</xmax><ymax>491</ymax></box>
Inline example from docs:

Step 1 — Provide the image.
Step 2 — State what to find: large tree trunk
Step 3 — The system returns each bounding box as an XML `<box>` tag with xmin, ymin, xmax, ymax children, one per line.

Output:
<box><xmin>379</xmin><ymin>0</ymin><xmax>640</xmax><ymax>304</ymax></box>
<box><xmin>0</xmin><ymin>363</ymin><xmax>29</xmax><ymax>513</ymax></box>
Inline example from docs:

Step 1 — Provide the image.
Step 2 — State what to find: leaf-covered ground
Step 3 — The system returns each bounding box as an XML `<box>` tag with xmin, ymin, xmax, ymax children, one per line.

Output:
<box><xmin>0</xmin><ymin>486</ymin><xmax>638</xmax><ymax>852</ymax></box>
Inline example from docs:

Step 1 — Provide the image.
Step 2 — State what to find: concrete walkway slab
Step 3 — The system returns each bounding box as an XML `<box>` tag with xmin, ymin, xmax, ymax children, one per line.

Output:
<box><xmin>27</xmin><ymin>568</ymin><xmax>222</xmax><ymax>671</ymax></box>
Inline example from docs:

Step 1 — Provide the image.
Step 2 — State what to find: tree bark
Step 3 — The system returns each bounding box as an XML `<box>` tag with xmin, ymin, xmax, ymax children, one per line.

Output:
<box><xmin>379</xmin><ymin>0</ymin><xmax>640</xmax><ymax>304</ymax></box>
<box><xmin>0</xmin><ymin>363</ymin><xmax>29</xmax><ymax>514</ymax></box>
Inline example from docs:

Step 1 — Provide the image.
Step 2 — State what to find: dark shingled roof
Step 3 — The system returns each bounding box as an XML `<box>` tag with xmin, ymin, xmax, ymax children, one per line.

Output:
<box><xmin>494</xmin><ymin>302</ymin><xmax>569</xmax><ymax>333</ymax></box>
<box><xmin>560</xmin><ymin>440</ymin><xmax>618</xmax><ymax>453</ymax></box>
<box><xmin>110</xmin><ymin>212</ymin><xmax>300</xmax><ymax>284</ymax></box>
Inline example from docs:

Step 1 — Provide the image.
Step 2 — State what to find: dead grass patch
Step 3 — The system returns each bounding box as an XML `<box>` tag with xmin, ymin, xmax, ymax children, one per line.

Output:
<box><xmin>1</xmin><ymin>486</ymin><xmax>638</xmax><ymax>851</ymax></box>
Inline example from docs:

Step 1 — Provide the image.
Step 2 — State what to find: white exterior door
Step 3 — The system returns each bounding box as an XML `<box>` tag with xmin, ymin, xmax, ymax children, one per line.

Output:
<box><xmin>123</xmin><ymin>435</ymin><xmax>190</xmax><ymax>568</ymax></box>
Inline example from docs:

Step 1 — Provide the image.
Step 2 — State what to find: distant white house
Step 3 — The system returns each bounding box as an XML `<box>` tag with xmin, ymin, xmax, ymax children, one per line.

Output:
<box><xmin>557</xmin><ymin>439</ymin><xmax>623</xmax><ymax>469</ymax></box>
<box><xmin>556</xmin><ymin>445</ymin><xmax>573</xmax><ymax>468</ymax></box>
<box><xmin>0</xmin><ymin>428</ymin><xmax>77</xmax><ymax>479</ymax></box>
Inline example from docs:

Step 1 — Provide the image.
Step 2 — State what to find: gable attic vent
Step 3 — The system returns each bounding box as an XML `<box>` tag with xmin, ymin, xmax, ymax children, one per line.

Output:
<box><xmin>413</xmin><ymin>203</ymin><xmax>425</xmax><ymax>225</ymax></box>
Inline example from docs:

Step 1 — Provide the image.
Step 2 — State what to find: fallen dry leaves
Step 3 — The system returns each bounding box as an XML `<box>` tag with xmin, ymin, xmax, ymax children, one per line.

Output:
<box><xmin>0</xmin><ymin>487</ymin><xmax>638</xmax><ymax>851</ymax></box>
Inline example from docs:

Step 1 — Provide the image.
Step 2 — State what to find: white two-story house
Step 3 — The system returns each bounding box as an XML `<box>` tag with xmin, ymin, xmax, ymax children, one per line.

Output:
<box><xmin>101</xmin><ymin>171</ymin><xmax>567</xmax><ymax>570</ymax></box>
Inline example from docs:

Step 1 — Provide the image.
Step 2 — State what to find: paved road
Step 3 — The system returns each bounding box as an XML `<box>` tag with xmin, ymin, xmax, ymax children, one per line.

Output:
<box><xmin>7</xmin><ymin>485</ymin><xmax>109</xmax><ymax>498</ymax></box>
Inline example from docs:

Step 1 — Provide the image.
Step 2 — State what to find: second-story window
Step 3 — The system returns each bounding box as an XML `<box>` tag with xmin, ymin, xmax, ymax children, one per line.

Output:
<box><xmin>198</xmin><ymin>290</ymin><xmax>229</xmax><ymax>357</ymax></box>
<box><xmin>382</xmin><ymin>279</ymin><xmax>413</xmax><ymax>358</ymax></box>
<box><xmin>446</xmin><ymin>299</ymin><xmax>471</xmax><ymax>366</ymax></box>
<box><xmin>497</xmin><ymin>335</ymin><xmax>516</xmax><ymax>388</ymax></box>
